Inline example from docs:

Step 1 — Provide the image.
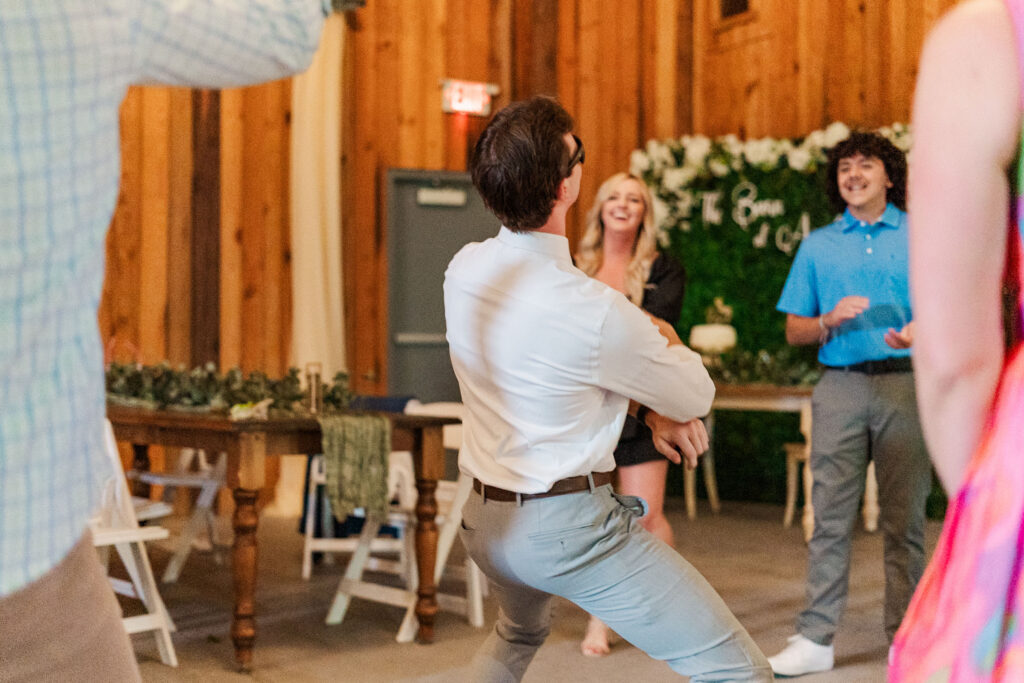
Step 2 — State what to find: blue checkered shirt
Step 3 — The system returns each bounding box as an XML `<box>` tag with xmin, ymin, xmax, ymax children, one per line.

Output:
<box><xmin>0</xmin><ymin>0</ymin><xmax>331</xmax><ymax>596</ymax></box>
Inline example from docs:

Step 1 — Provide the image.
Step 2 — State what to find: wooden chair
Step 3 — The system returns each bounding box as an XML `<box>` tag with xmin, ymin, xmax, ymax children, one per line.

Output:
<box><xmin>91</xmin><ymin>421</ymin><xmax>178</xmax><ymax>667</ymax></box>
<box><xmin>682</xmin><ymin>415</ymin><xmax>721</xmax><ymax>519</ymax></box>
<box><xmin>128</xmin><ymin>448</ymin><xmax>228</xmax><ymax>583</ymax></box>
<box><xmin>314</xmin><ymin>400</ymin><xmax>486</xmax><ymax>641</ymax></box>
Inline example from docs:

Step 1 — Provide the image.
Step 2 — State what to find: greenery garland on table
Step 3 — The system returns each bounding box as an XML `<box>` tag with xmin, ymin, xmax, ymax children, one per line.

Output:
<box><xmin>105</xmin><ymin>362</ymin><xmax>352</xmax><ymax>414</ymax></box>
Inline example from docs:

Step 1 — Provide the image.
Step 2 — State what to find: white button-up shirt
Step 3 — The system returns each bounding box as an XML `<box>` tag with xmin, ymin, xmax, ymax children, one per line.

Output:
<box><xmin>444</xmin><ymin>227</ymin><xmax>714</xmax><ymax>493</ymax></box>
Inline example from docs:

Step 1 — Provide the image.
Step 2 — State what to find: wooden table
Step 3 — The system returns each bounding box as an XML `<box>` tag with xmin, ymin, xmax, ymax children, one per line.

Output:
<box><xmin>712</xmin><ymin>382</ymin><xmax>813</xmax><ymax>438</ymax></box>
<box><xmin>684</xmin><ymin>383</ymin><xmax>815</xmax><ymax>520</ymax></box>
<box><xmin>106</xmin><ymin>405</ymin><xmax>458</xmax><ymax>671</ymax></box>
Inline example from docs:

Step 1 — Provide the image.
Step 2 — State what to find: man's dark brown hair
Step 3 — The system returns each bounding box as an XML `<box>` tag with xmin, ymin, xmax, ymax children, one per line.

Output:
<box><xmin>470</xmin><ymin>96</ymin><xmax>576</xmax><ymax>231</ymax></box>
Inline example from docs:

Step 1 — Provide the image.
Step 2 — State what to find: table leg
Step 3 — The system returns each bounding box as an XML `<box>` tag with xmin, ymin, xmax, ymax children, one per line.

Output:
<box><xmin>229</xmin><ymin>431</ymin><xmax>266</xmax><ymax>671</ymax></box>
<box><xmin>414</xmin><ymin>477</ymin><xmax>439</xmax><ymax>643</ymax></box>
<box><xmin>231</xmin><ymin>488</ymin><xmax>259</xmax><ymax>671</ymax></box>
<box><xmin>412</xmin><ymin>426</ymin><xmax>444</xmax><ymax>643</ymax></box>
<box><xmin>131</xmin><ymin>444</ymin><xmax>151</xmax><ymax>498</ymax></box>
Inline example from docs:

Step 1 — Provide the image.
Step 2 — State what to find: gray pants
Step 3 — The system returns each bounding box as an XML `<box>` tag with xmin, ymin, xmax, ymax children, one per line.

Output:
<box><xmin>797</xmin><ymin>370</ymin><xmax>932</xmax><ymax>645</ymax></box>
<box><xmin>459</xmin><ymin>482</ymin><xmax>773</xmax><ymax>681</ymax></box>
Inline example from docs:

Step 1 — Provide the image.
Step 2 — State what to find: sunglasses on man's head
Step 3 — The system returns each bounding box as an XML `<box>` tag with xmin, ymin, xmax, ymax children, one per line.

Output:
<box><xmin>565</xmin><ymin>134</ymin><xmax>585</xmax><ymax>176</ymax></box>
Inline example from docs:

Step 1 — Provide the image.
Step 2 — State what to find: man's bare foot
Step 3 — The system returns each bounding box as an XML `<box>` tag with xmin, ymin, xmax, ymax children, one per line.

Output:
<box><xmin>581</xmin><ymin>616</ymin><xmax>612</xmax><ymax>657</ymax></box>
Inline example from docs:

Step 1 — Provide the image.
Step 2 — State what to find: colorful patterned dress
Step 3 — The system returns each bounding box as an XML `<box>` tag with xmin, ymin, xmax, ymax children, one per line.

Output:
<box><xmin>888</xmin><ymin>2</ymin><xmax>1024</xmax><ymax>678</ymax></box>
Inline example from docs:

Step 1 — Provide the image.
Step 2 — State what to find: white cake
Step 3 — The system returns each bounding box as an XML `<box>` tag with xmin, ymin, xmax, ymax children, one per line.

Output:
<box><xmin>688</xmin><ymin>323</ymin><xmax>737</xmax><ymax>354</ymax></box>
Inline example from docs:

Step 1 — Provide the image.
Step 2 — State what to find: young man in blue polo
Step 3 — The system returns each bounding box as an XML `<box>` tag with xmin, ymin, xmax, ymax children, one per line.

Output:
<box><xmin>768</xmin><ymin>131</ymin><xmax>932</xmax><ymax>676</ymax></box>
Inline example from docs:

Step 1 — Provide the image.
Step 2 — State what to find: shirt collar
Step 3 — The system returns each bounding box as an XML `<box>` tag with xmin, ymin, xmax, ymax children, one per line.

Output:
<box><xmin>496</xmin><ymin>226</ymin><xmax>572</xmax><ymax>263</ymax></box>
<box><xmin>840</xmin><ymin>203</ymin><xmax>901</xmax><ymax>232</ymax></box>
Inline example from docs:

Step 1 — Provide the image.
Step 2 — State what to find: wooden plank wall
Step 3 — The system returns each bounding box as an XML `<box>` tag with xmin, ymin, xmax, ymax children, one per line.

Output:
<box><xmin>101</xmin><ymin>81</ymin><xmax>293</xmax><ymax>500</ymax></box>
<box><xmin>99</xmin><ymin>0</ymin><xmax>962</xmax><ymax>400</ymax></box>
<box><xmin>555</xmin><ymin>0</ymin><xmax>693</xmax><ymax>250</ymax></box>
<box><xmin>343</xmin><ymin>0</ymin><xmax>512</xmax><ymax>393</ymax></box>
<box><xmin>692</xmin><ymin>0</ymin><xmax>960</xmax><ymax>137</ymax></box>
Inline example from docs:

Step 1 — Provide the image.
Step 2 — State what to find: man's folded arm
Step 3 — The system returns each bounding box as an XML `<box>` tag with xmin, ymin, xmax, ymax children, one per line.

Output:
<box><xmin>600</xmin><ymin>297</ymin><xmax>715</xmax><ymax>423</ymax></box>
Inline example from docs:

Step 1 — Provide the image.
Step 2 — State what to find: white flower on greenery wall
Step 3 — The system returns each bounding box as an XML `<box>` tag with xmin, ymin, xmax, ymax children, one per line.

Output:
<box><xmin>823</xmin><ymin>121</ymin><xmax>851</xmax><ymax>148</ymax></box>
<box><xmin>662</xmin><ymin>166</ymin><xmax>698</xmax><ymax>192</ymax></box>
<box><xmin>708</xmin><ymin>158</ymin><xmax>731</xmax><ymax>178</ymax></box>
<box><xmin>682</xmin><ymin>135</ymin><xmax>712</xmax><ymax>167</ymax></box>
<box><xmin>786</xmin><ymin>147</ymin><xmax>813</xmax><ymax>172</ymax></box>
<box><xmin>629</xmin><ymin>149</ymin><xmax>651</xmax><ymax>175</ymax></box>
<box><xmin>651</xmin><ymin>195</ymin><xmax>671</xmax><ymax>239</ymax></box>
<box><xmin>645</xmin><ymin>139</ymin><xmax>675</xmax><ymax>172</ymax></box>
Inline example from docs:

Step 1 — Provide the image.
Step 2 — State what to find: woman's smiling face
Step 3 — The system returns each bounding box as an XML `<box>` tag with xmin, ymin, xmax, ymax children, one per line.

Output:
<box><xmin>600</xmin><ymin>177</ymin><xmax>647</xmax><ymax>237</ymax></box>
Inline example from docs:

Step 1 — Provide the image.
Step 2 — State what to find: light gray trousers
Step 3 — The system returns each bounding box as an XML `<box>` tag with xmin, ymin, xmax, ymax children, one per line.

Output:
<box><xmin>459</xmin><ymin>482</ymin><xmax>773</xmax><ymax>681</ymax></box>
<box><xmin>798</xmin><ymin>369</ymin><xmax>932</xmax><ymax>645</ymax></box>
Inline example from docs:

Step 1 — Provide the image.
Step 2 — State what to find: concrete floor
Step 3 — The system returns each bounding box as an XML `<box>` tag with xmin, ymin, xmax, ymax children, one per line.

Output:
<box><xmin>132</xmin><ymin>498</ymin><xmax>940</xmax><ymax>682</ymax></box>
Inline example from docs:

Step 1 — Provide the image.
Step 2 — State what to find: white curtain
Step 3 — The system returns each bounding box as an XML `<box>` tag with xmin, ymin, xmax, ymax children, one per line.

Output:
<box><xmin>269</xmin><ymin>13</ymin><xmax>346</xmax><ymax>516</ymax></box>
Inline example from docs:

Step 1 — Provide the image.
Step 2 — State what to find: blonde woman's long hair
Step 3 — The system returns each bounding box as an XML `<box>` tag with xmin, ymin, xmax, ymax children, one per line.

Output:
<box><xmin>575</xmin><ymin>172</ymin><xmax>659</xmax><ymax>305</ymax></box>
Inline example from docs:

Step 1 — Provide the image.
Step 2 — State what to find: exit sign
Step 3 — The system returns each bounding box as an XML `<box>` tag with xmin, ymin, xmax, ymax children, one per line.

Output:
<box><xmin>441</xmin><ymin>79</ymin><xmax>499</xmax><ymax>116</ymax></box>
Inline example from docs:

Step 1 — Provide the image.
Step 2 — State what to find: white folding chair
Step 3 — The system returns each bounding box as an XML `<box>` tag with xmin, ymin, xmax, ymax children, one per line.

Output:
<box><xmin>128</xmin><ymin>448</ymin><xmax>228</xmax><ymax>583</ymax></box>
<box><xmin>317</xmin><ymin>400</ymin><xmax>486</xmax><ymax>641</ymax></box>
<box><xmin>301</xmin><ymin>450</ymin><xmax>418</xmax><ymax>584</ymax></box>
<box><xmin>91</xmin><ymin>420</ymin><xmax>178</xmax><ymax>667</ymax></box>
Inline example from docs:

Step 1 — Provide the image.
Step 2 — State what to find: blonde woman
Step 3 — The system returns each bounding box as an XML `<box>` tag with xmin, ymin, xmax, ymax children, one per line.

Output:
<box><xmin>575</xmin><ymin>172</ymin><xmax>687</xmax><ymax>657</ymax></box>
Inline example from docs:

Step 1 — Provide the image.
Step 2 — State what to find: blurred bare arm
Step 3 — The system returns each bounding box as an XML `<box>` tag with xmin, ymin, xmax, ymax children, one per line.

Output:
<box><xmin>909</xmin><ymin>0</ymin><xmax>1019</xmax><ymax>493</ymax></box>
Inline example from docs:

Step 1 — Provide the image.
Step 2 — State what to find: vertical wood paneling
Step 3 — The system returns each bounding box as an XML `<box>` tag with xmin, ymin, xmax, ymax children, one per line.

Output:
<box><xmin>887</xmin><ymin>0</ymin><xmax>914</xmax><ymax>125</ymax></box>
<box><xmin>643</xmin><ymin>0</ymin><xmax>690</xmax><ymax>142</ymax></box>
<box><xmin>139</xmin><ymin>88</ymin><xmax>170</xmax><ymax>364</ymax></box>
<box><xmin>690</xmin><ymin>0</ymin><xmax>708</xmax><ymax>134</ymax></box>
<box><xmin>795</xmin><ymin>0</ymin><xmax>827</xmax><ymax>132</ymax></box>
<box><xmin>397</xmin><ymin>5</ymin><xmax>424</xmax><ymax>167</ymax></box>
<box><xmin>166</xmin><ymin>88</ymin><xmax>193</xmax><ymax>366</ymax></box>
<box><xmin>345</xmin><ymin>6</ymin><xmax>380</xmax><ymax>393</ymax></box>
<box><xmin>239</xmin><ymin>86</ymin><xmax>267</xmax><ymax>373</ymax></box>
<box><xmin>218</xmin><ymin>89</ymin><xmax>245</xmax><ymax>371</ymax></box>
<box><xmin>555</xmin><ymin>1</ymin><xmax>578</xmax><ymax>112</ymax></box>
<box><xmin>694</xmin><ymin>0</ymin><xmax>959</xmax><ymax>137</ymax></box>
<box><xmin>425</xmin><ymin>1</ymin><xmax>448</xmax><ymax>168</ymax></box>
<box><xmin>191</xmin><ymin>90</ymin><xmax>220</xmax><ymax>367</ymax></box>
<box><xmin>490</xmin><ymin>0</ymin><xmax>515</xmax><ymax>108</ymax></box>
<box><xmin>515</xmin><ymin>0</ymin><xmax>559</xmax><ymax>98</ymax></box>
<box><xmin>104</xmin><ymin>89</ymin><xmax>143</xmax><ymax>360</ymax></box>
<box><xmin>615</xmin><ymin>1</ymin><xmax>641</xmax><ymax>164</ymax></box>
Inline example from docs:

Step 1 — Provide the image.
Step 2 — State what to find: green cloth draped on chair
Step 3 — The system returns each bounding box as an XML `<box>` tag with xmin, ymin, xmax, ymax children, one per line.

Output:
<box><xmin>317</xmin><ymin>413</ymin><xmax>391</xmax><ymax>523</ymax></box>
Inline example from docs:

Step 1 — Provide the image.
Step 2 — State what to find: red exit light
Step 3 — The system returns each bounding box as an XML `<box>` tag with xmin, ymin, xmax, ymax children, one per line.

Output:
<box><xmin>441</xmin><ymin>79</ymin><xmax>499</xmax><ymax>116</ymax></box>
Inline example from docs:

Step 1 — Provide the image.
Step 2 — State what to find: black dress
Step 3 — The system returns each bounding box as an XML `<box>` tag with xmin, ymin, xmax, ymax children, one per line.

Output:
<box><xmin>614</xmin><ymin>252</ymin><xmax>687</xmax><ymax>467</ymax></box>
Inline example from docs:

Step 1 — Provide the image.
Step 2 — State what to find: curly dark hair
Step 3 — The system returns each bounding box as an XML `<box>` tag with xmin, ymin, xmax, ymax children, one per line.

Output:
<box><xmin>470</xmin><ymin>96</ymin><xmax>575</xmax><ymax>231</ymax></box>
<box><xmin>825</xmin><ymin>131</ymin><xmax>907</xmax><ymax>213</ymax></box>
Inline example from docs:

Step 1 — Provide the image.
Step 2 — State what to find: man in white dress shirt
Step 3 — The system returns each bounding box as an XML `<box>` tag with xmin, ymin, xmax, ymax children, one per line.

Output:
<box><xmin>444</xmin><ymin>96</ymin><xmax>772</xmax><ymax>682</ymax></box>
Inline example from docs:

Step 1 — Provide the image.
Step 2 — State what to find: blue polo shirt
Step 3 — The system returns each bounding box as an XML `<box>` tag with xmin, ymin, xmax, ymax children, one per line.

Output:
<box><xmin>777</xmin><ymin>204</ymin><xmax>913</xmax><ymax>367</ymax></box>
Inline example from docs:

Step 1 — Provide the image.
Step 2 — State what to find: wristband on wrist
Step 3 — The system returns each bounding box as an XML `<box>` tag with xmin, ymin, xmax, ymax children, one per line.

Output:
<box><xmin>636</xmin><ymin>405</ymin><xmax>651</xmax><ymax>428</ymax></box>
<box><xmin>818</xmin><ymin>315</ymin><xmax>829</xmax><ymax>343</ymax></box>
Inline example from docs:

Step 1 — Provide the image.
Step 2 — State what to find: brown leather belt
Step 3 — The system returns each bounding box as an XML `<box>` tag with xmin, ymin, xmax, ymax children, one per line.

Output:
<box><xmin>473</xmin><ymin>471</ymin><xmax>614</xmax><ymax>502</ymax></box>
